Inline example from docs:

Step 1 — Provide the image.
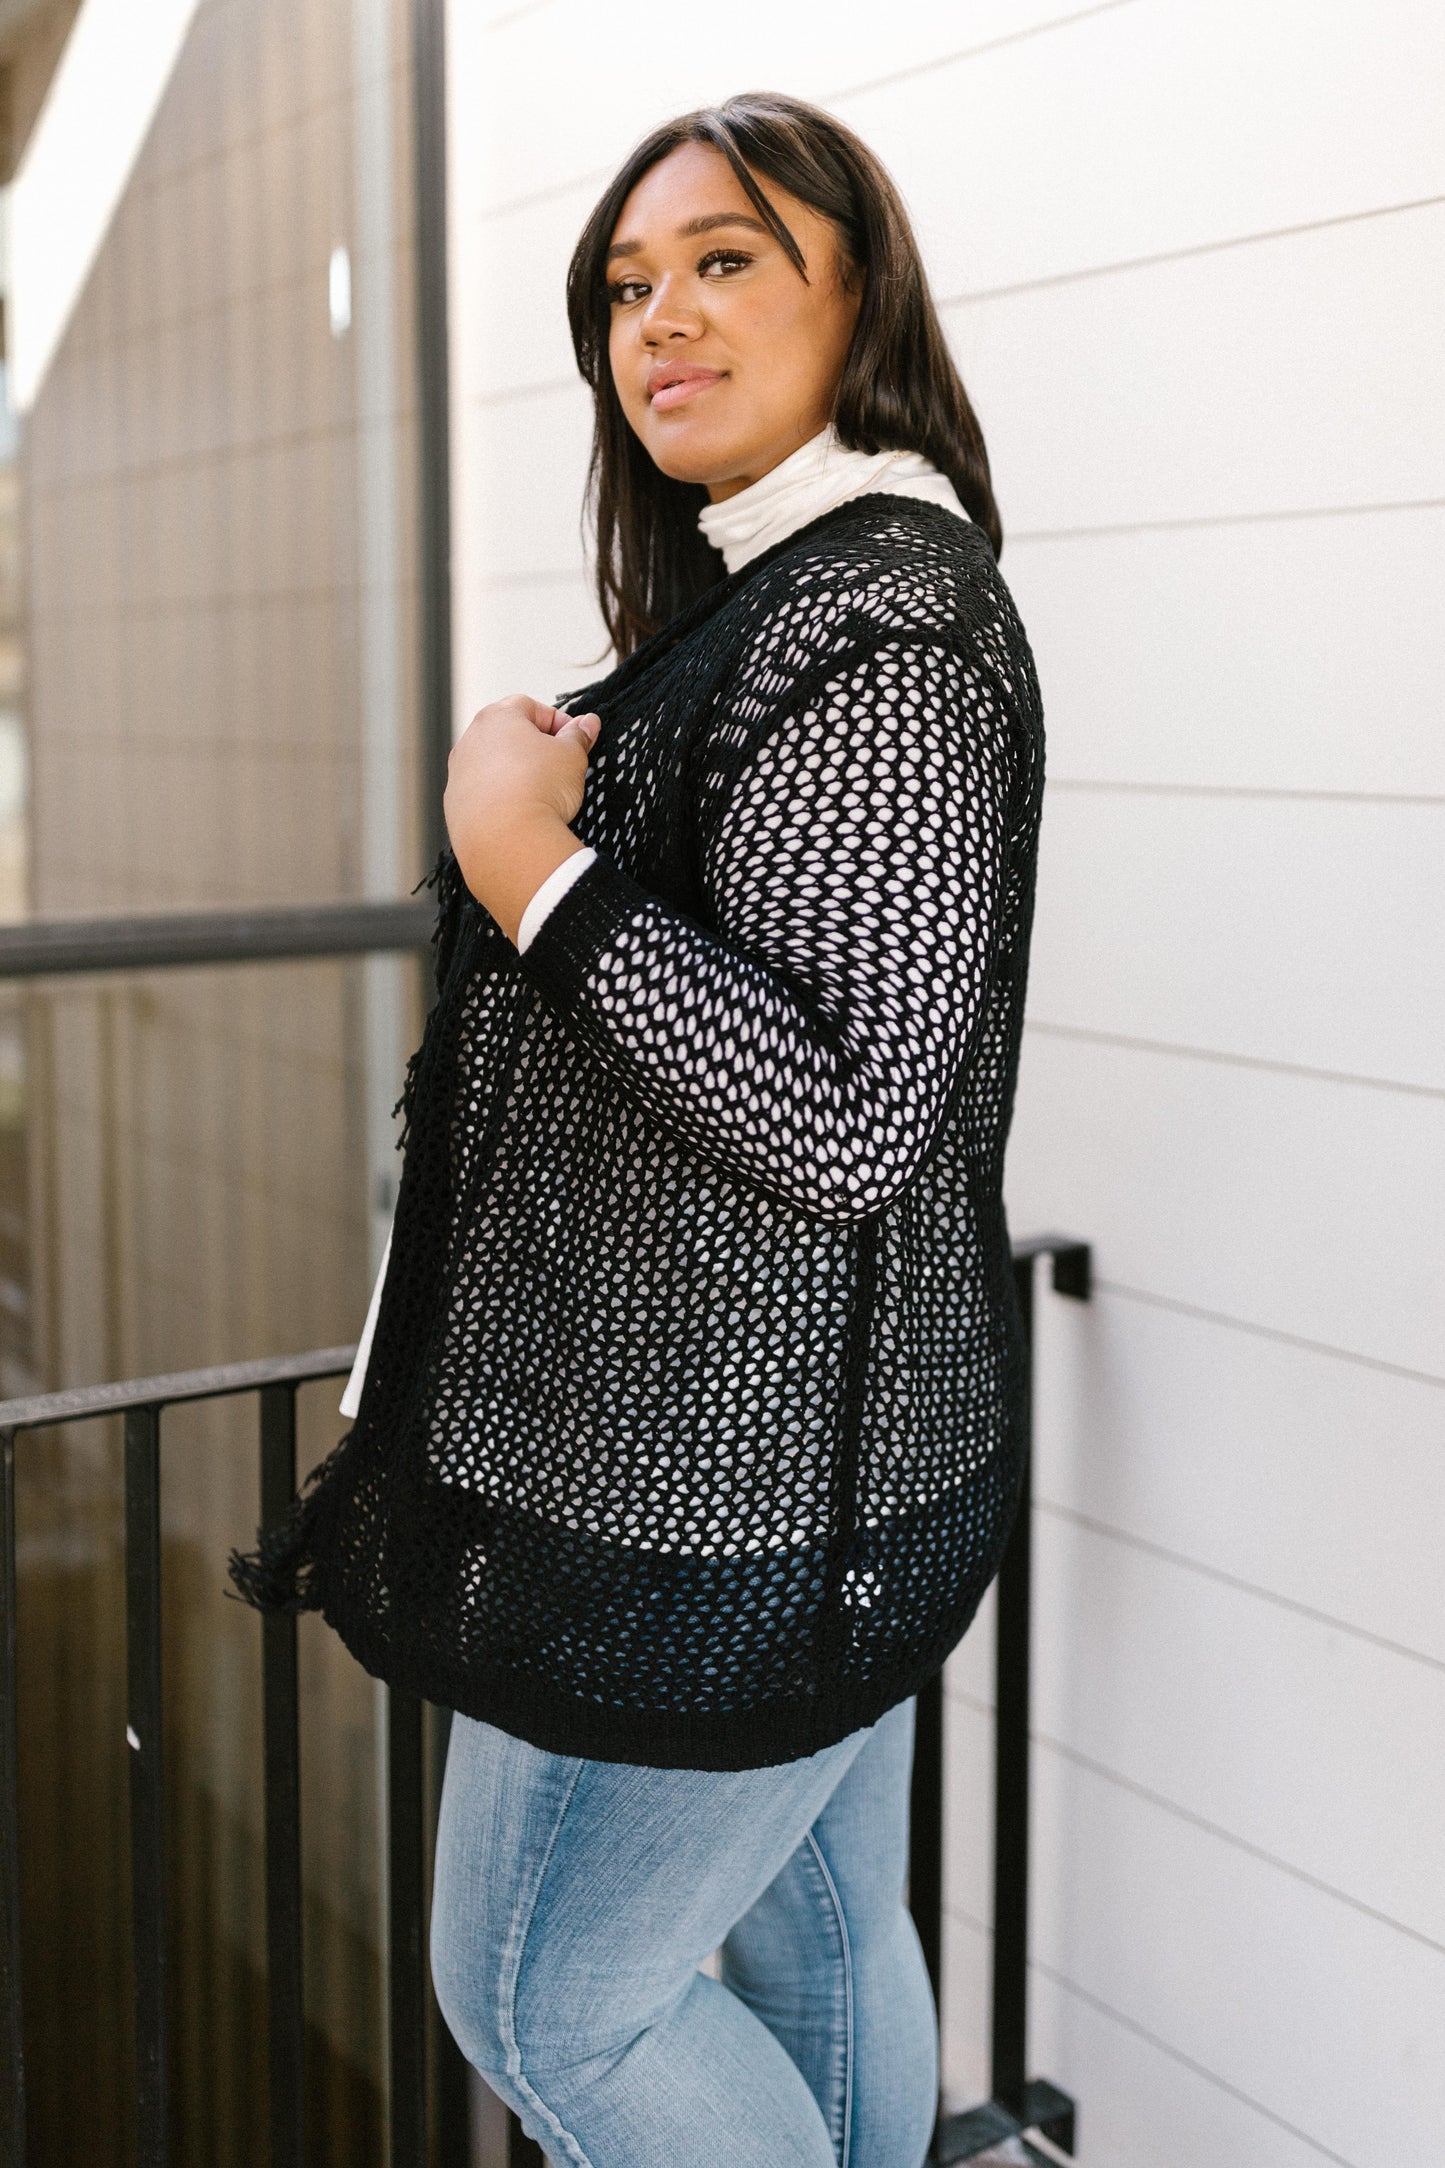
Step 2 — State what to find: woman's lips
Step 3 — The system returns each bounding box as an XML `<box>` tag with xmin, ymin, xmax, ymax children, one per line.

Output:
<box><xmin>649</xmin><ymin>371</ymin><xmax>724</xmax><ymax>412</ymax></box>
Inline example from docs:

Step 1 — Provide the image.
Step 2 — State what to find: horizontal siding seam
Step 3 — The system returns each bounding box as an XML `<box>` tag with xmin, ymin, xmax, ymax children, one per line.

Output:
<box><xmin>476</xmin><ymin>568</ymin><xmax>588</xmax><ymax>591</ymax></box>
<box><xmin>943</xmin><ymin>1682</ymin><xmax>993</xmax><ymax>1719</ymax></box>
<box><xmin>458</xmin><ymin>161</ymin><xmax>612</xmax><ymax>222</ymax></box>
<box><xmin>466</xmin><ymin>0</ymin><xmax>1139</xmax><ymax>222</ymax></box>
<box><xmin>938</xmin><ymin>191</ymin><xmax>1445</xmax><ymax>311</ymax></box>
<box><xmin>1030</xmin><ymin>1726</ymin><xmax>1445</xmax><ymax>1958</ymax></box>
<box><xmin>1090</xmin><ymin>1280</ymin><xmax>1445</xmax><ymax>1392</ymax></box>
<box><xmin>484</xmin><ymin>1</ymin><xmax>556</xmax><ymax>33</ymax></box>
<box><xmin>1046</xmin><ymin>780</ymin><xmax>1445</xmax><ymax>808</ymax></box>
<box><xmin>1032</xmin><ymin>1501</ymin><xmax>1445</xmax><ymax>1677</ymax></box>
<box><xmin>1035</xmin><ymin>1508</ymin><xmax>1438</xmax><ymax>1673</ymax></box>
<box><xmin>1007</xmin><ymin>496</ymin><xmax>1445</xmax><ymax>544</ymax></box>
<box><xmin>454</xmin><ymin>494</ymin><xmax>1445</xmax><ymax>541</ymax></box>
<box><xmin>941</xmin><ymin>1685</ymin><xmax>1445</xmax><ymax>1947</ymax></box>
<box><xmin>1022</xmin><ymin>1019</ymin><xmax>1445</xmax><ymax>1100</ymax></box>
<box><xmin>1041</xmin><ymin>1945</ymin><xmax>1361</xmax><ymax>2168</ymax></box>
<box><xmin>468</xmin><ymin>377</ymin><xmax>579</xmax><ymax>406</ymax></box>
<box><xmin>825</xmin><ymin>0</ymin><xmax>1139</xmax><ymax>108</ymax></box>
<box><xmin>943</xmin><ymin>1900</ymin><xmax>990</xmax><ymax>1938</ymax></box>
<box><xmin>942</xmin><ymin>1904</ymin><xmax>1359</xmax><ymax>2163</ymax></box>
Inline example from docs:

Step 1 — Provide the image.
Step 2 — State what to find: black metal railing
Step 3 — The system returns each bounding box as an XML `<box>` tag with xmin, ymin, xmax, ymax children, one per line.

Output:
<box><xmin>0</xmin><ymin>1349</ymin><xmax>475</xmax><ymax>2168</ymax></box>
<box><xmin>0</xmin><ymin>899</ymin><xmax>435</xmax><ymax>979</ymax></box>
<box><xmin>0</xmin><ymin>1231</ymin><xmax>1090</xmax><ymax>2168</ymax></box>
<box><xmin>0</xmin><ymin>894</ymin><xmax>442</xmax><ymax>2165</ymax></box>
<box><xmin>913</xmin><ymin>1237</ymin><xmax>1091</xmax><ymax>2166</ymax></box>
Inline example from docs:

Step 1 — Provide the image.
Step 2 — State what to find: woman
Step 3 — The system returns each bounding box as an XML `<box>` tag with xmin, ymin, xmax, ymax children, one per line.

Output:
<box><xmin>234</xmin><ymin>92</ymin><xmax>1043</xmax><ymax>2168</ymax></box>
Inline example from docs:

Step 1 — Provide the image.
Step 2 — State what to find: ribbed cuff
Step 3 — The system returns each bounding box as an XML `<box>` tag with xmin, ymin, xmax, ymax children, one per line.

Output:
<box><xmin>512</xmin><ymin>849</ymin><xmax>660</xmax><ymax>1011</ymax></box>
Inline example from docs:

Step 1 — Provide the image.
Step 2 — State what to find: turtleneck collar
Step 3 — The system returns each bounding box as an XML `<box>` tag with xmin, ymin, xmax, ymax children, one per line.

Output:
<box><xmin>696</xmin><ymin>424</ymin><xmax>968</xmax><ymax>575</ymax></box>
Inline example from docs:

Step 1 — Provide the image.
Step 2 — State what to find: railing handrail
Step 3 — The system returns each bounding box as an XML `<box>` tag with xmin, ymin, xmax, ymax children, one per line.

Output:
<box><xmin>0</xmin><ymin>1346</ymin><xmax>359</xmax><ymax>1433</ymax></box>
<box><xmin>0</xmin><ymin>898</ymin><xmax>434</xmax><ymax>978</ymax></box>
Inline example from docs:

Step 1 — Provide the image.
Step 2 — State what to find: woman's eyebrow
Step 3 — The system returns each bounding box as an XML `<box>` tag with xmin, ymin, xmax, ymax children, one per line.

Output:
<box><xmin>605</xmin><ymin>212</ymin><xmax>772</xmax><ymax>264</ymax></box>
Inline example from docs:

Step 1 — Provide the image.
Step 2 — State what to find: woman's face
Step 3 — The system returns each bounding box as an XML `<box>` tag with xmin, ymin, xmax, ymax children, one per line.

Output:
<box><xmin>606</xmin><ymin>142</ymin><xmax>863</xmax><ymax>503</ymax></box>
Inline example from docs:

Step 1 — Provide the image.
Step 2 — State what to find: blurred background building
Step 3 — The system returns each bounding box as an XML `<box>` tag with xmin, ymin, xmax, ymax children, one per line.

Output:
<box><xmin>1</xmin><ymin>1</ymin><xmax>1441</xmax><ymax>2164</ymax></box>
<box><xmin>5</xmin><ymin>0</ymin><xmax>424</xmax><ymax>2157</ymax></box>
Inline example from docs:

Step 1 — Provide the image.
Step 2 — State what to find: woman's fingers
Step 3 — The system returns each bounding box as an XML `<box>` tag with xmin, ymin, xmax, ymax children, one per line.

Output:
<box><xmin>474</xmin><ymin>694</ymin><xmax>561</xmax><ymax>734</ymax></box>
<box><xmin>540</xmin><ymin>710</ymin><xmax>600</xmax><ymax>745</ymax></box>
<box><xmin>465</xmin><ymin>695</ymin><xmax>598</xmax><ymax>742</ymax></box>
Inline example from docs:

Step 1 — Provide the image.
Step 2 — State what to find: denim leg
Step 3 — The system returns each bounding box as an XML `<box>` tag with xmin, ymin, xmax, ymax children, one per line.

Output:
<box><xmin>721</xmin><ymin>1697</ymin><xmax>938</xmax><ymax>2168</ymax></box>
<box><xmin>430</xmin><ymin>1710</ymin><xmax>889</xmax><ymax>2168</ymax></box>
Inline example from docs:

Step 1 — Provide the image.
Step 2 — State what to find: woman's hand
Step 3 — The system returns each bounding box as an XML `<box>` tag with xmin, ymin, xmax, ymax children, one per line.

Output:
<box><xmin>443</xmin><ymin>695</ymin><xmax>601</xmax><ymax>946</ymax></box>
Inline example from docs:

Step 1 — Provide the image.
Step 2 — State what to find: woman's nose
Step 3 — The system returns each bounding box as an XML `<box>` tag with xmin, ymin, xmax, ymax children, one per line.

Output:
<box><xmin>641</xmin><ymin>275</ymin><xmax>701</xmax><ymax>343</ymax></box>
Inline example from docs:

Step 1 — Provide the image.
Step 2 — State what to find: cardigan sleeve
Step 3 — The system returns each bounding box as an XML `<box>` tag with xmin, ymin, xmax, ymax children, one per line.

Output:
<box><xmin>515</xmin><ymin>844</ymin><xmax>598</xmax><ymax>953</ymax></box>
<box><xmin>512</xmin><ymin>633</ymin><xmax>1016</xmax><ymax>1224</ymax></box>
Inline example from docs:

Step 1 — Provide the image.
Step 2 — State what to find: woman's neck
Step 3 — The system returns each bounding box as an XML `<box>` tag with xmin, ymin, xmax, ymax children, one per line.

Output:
<box><xmin>696</xmin><ymin>425</ymin><xmax>966</xmax><ymax>574</ymax></box>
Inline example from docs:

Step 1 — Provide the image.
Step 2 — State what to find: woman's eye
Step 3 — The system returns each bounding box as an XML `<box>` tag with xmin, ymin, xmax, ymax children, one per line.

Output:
<box><xmin>699</xmin><ymin>249</ymin><xmax>752</xmax><ymax>277</ymax></box>
<box><xmin>607</xmin><ymin>251</ymin><xmax>752</xmax><ymax>306</ymax></box>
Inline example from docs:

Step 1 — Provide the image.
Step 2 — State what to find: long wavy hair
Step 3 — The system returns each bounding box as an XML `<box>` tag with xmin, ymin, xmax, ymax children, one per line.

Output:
<box><xmin>566</xmin><ymin>90</ymin><xmax>1002</xmax><ymax>659</ymax></box>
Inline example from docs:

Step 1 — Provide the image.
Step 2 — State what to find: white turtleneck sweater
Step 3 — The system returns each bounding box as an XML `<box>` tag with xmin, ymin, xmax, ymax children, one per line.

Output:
<box><xmin>339</xmin><ymin>428</ymin><xmax>969</xmax><ymax>1418</ymax></box>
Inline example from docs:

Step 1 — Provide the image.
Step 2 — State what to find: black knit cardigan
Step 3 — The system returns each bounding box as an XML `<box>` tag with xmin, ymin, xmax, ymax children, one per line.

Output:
<box><xmin>232</xmin><ymin>494</ymin><xmax>1045</xmax><ymax>1771</ymax></box>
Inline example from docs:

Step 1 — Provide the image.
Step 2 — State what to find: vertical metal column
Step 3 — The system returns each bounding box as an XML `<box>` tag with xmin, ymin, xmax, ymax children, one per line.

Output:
<box><xmin>259</xmin><ymin>1385</ymin><xmax>305</xmax><ymax>2166</ymax></box>
<box><xmin>354</xmin><ymin>0</ymin><xmax>414</xmax><ymax>1270</ymax></box>
<box><xmin>1</xmin><ymin>1427</ymin><xmax>25</xmax><ymax>2164</ymax></box>
<box><xmin>124</xmin><ymin>1405</ymin><xmax>169</xmax><ymax>2166</ymax></box>
<box><xmin>412</xmin><ymin>0</ymin><xmax>455</xmax><ymax>870</ymax></box>
<box><xmin>412</xmin><ymin>8</ymin><xmax>480</xmax><ymax>2138</ymax></box>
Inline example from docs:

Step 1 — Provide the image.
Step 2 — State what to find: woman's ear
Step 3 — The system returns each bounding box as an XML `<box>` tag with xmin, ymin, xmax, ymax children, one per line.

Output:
<box><xmin>836</xmin><ymin>250</ymin><xmax>867</xmax><ymax>319</ymax></box>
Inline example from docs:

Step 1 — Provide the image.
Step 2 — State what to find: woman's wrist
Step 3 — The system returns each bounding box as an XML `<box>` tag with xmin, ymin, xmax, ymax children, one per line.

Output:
<box><xmin>456</xmin><ymin>814</ymin><xmax>589</xmax><ymax>948</ymax></box>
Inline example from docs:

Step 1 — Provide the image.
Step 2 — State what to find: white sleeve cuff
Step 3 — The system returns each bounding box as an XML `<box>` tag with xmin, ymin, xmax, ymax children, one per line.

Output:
<box><xmin>339</xmin><ymin>1221</ymin><xmax>392</xmax><ymax>1419</ymax></box>
<box><xmin>516</xmin><ymin>846</ymin><xmax>597</xmax><ymax>952</ymax></box>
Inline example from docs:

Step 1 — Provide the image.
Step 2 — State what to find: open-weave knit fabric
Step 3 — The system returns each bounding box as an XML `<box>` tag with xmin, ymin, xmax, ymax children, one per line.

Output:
<box><xmin>231</xmin><ymin>495</ymin><xmax>1045</xmax><ymax>1770</ymax></box>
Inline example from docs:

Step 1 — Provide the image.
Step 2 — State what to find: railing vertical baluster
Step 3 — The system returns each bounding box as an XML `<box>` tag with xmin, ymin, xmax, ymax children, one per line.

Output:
<box><xmin>509</xmin><ymin>2111</ymin><xmax>547</xmax><ymax>2166</ymax></box>
<box><xmin>1</xmin><ymin>1427</ymin><xmax>26</xmax><ymax>2164</ymax></box>
<box><xmin>426</xmin><ymin>1701</ymin><xmax>474</xmax><ymax>2167</ymax></box>
<box><xmin>388</xmin><ymin>1686</ymin><xmax>427</xmax><ymax>2165</ymax></box>
<box><xmin>909</xmin><ymin>1669</ymin><xmax>945</xmax><ymax>2009</ymax></box>
<box><xmin>930</xmin><ymin>1239</ymin><xmax>1089</xmax><ymax>2164</ymax></box>
<box><xmin>259</xmin><ymin>1385</ymin><xmax>305</xmax><ymax>2166</ymax></box>
<box><xmin>991</xmin><ymin>1256</ymin><xmax>1037</xmax><ymax>2113</ymax></box>
<box><xmin>124</xmin><ymin>1404</ymin><xmax>168</xmax><ymax>2166</ymax></box>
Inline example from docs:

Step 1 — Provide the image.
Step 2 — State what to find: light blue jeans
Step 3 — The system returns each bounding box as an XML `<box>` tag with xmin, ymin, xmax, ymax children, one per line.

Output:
<box><xmin>429</xmin><ymin>1696</ymin><xmax>937</xmax><ymax>2167</ymax></box>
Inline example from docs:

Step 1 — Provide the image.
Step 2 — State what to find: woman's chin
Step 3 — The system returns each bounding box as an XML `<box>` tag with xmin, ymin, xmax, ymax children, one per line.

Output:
<box><xmin>641</xmin><ymin>424</ymin><xmax>748</xmax><ymax>492</ymax></box>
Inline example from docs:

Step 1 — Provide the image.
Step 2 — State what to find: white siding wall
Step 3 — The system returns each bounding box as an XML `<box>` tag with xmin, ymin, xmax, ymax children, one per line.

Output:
<box><xmin>446</xmin><ymin>6</ymin><xmax>1445</xmax><ymax>2161</ymax></box>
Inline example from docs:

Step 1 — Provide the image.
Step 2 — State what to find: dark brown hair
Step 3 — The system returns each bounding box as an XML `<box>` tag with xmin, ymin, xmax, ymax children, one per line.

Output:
<box><xmin>566</xmin><ymin>90</ymin><xmax>1002</xmax><ymax>658</ymax></box>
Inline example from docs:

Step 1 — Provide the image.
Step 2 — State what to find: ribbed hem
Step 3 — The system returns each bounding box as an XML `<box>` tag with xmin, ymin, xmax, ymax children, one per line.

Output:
<box><xmin>316</xmin><ymin>1583</ymin><xmax>984</xmax><ymax>1771</ymax></box>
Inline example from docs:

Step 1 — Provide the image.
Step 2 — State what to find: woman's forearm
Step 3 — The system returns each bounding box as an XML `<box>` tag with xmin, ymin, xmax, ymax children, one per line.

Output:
<box><xmin>456</xmin><ymin>813</ymin><xmax>591</xmax><ymax>948</ymax></box>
